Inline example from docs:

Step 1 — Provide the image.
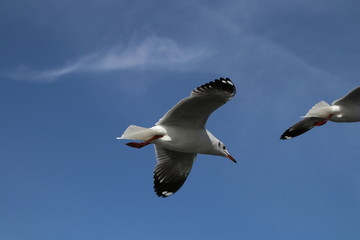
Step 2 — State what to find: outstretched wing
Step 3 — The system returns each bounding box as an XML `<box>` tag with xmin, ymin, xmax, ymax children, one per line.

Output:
<box><xmin>280</xmin><ymin>117</ymin><xmax>325</xmax><ymax>140</ymax></box>
<box><xmin>153</xmin><ymin>145</ymin><xmax>197</xmax><ymax>197</ymax></box>
<box><xmin>156</xmin><ymin>78</ymin><xmax>236</xmax><ymax>128</ymax></box>
<box><xmin>332</xmin><ymin>86</ymin><xmax>360</xmax><ymax>107</ymax></box>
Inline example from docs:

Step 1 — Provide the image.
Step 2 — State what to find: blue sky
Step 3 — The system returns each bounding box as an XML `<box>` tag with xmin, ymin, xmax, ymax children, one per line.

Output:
<box><xmin>1</xmin><ymin>0</ymin><xmax>360</xmax><ymax>239</ymax></box>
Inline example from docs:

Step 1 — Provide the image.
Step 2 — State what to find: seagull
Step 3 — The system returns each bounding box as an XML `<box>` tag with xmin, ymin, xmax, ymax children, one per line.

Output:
<box><xmin>281</xmin><ymin>86</ymin><xmax>360</xmax><ymax>139</ymax></box>
<box><xmin>117</xmin><ymin>78</ymin><xmax>237</xmax><ymax>197</ymax></box>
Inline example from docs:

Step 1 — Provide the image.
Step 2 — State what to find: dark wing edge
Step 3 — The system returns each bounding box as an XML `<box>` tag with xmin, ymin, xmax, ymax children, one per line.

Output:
<box><xmin>153</xmin><ymin>146</ymin><xmax>196</xmax><ymax>197</ymax></box>
<box><xmin>280</xmin><ymin>117</ymin><xmax>325</xmax><ymax>140</ymax></box>
<box><xmin>191</xmin><ymin>77</ymin><xmax>236</xmax><ymax>100</ymax></box>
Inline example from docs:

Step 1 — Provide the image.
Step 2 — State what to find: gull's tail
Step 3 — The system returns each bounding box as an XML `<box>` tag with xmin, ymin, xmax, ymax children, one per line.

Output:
<box><xmin>117</xmin><ymin>125</ymin><xmax>159</xmax><ymax>141</ymax></box>
<box><xmin>302</xmin><ymin>100</ymin><xmax>331</xmax><ymax>118</ymax></box>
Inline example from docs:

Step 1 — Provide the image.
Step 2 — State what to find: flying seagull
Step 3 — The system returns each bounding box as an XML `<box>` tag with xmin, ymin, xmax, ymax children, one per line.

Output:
<box><xmin>117</xmin><ymin>78</ymin><xmax>237</xmax><ymax>197</ymax></box>
<box><xmin>281</xmin><ymin>86</ymin><xmax>360</xmax><ymax>139</ymax></box>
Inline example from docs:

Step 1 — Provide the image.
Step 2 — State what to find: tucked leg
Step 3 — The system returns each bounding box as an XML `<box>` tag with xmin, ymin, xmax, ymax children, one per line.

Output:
<box><xmin>315</xmin><ymin>114</ymin><xmax>334</xmax><ymax>126</ymax></box>
<box><xmin>126</xmin><ymin>135</ymin><xmax>164</xmax><ymax>149</ymax></box>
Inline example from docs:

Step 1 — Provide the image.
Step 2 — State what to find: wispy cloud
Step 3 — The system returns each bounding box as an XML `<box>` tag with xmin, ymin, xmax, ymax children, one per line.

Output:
<box><xmin>10</xmin><ymin>36</ymin><xmax>208</xmax><ymax>82</ymax></box>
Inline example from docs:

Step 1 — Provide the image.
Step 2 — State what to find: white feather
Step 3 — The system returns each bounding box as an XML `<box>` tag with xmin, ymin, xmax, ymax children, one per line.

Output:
<box><xmin>302</xmin><ymin>101</ymin><xmax>332</xmax><ymax>118</ymax></box>
<box><xmin>117</xmin><ymin>125</ymin><xmax>160</xmax><ymax>141</ymax></box>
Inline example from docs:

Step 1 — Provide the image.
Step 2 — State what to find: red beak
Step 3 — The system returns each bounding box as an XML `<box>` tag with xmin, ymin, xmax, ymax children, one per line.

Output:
<box><xmin>227</xmin><ymin>154</ymin><xmax>237</xmax><ymax>163</ymax></box>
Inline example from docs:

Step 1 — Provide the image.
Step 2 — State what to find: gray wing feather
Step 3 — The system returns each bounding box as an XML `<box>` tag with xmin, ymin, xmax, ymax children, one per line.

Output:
<box><xmin>153</xmin><ymin>145</ymin><xmax>197</xmax><ymax>197</ymax></box>
<box><xmin>156</xmin><ymin>78</ymin><xmax>236</xmax><ymax>128</ymax></box>
<box><xmin>332</xmin><ymin>86</ymin><xmax>360</xmax><ymax>106</ymax></box>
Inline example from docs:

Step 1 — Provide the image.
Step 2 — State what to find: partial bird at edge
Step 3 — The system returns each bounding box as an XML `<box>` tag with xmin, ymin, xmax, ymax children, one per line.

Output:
<box><xmin>281</xmin><ymin>86</ymin><xmax>360</xmax><ymax>140</ymax></box>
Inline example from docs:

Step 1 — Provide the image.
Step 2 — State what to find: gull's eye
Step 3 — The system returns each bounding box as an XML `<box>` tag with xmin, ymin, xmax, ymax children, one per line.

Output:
<box><xmin>222</xmin><ymin>145</ymin><xmax>226</xmax><ymax>150</ymax></box>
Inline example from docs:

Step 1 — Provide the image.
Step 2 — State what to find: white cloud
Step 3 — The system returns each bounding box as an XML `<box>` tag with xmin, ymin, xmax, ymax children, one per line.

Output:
<box><xmin>93</xmin><ymin>36</ymin><xmax>207</xmax><ymax>71</ymax></box>
<box><xmin>10</xmin><ymin>36</ymin><xmax>208</xmax><ymax>82</ymax></box>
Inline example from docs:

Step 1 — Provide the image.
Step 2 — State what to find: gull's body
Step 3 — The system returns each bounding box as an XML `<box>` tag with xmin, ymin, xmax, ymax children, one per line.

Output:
<box><xmin>149</xmin><ymin>125</ymin><xmax>225</xmax><ymax>155</ymax></box>
<box><xmin>118</xmin><ymin>78</ymin><xmax>237</xmax><ymax>197</ymax></box>
<box><xmin>281</xmin><ymin>86</ymin><xmax>360</xmax><ymax>139</ymax></box>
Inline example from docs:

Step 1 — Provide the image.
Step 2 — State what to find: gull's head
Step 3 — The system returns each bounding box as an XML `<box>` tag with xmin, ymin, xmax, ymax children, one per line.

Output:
<box><xmin>216</xmin><ymin>141</ymin><xmax>237</xmax><ymax>163</ymax></box>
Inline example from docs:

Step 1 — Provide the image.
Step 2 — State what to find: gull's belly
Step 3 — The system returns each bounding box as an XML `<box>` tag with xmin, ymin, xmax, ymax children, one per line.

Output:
<box><xmin>331</xmin><ymin>106</ymin><xmax>360</xmax><ymax>122</ymax></box>
<box><xmin>153</xmin><ymin>126</ymin><xmax>213</xmax><ymax>154</ymax></box>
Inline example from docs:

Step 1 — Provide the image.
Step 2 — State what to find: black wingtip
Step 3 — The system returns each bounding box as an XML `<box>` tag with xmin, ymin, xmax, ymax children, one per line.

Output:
<box><xmin>154</xmin><ymin>178</ymin><xmax>174</xmax><ymax>198</ymax></box>
<box><xmin>280</xmin><ymin>126</ymin><xmax>306</xmax><ymax>140</ymax></box>
<box><xmin>280</xmin><ymin>117</ymin><xmax>325</xmax><ymax>140</ymax></box>
<box><xmin>280</xmin><ymin>129</ymin><xmax>293</xmax><ymax>140</ymax></box>
<box><xmin>214</xmin><ymin>77</ymin><xmax>236</xmax><ymax>95</ymax></box>
<box><xmin>194</xmin><ymin>77</ymin><xmax>236</xmax><ymax>96</ymax></box>
<box><xmin>153</xmin><ymin>173</ymin><xmax>188</xmax><ymax>198</ymax></box>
